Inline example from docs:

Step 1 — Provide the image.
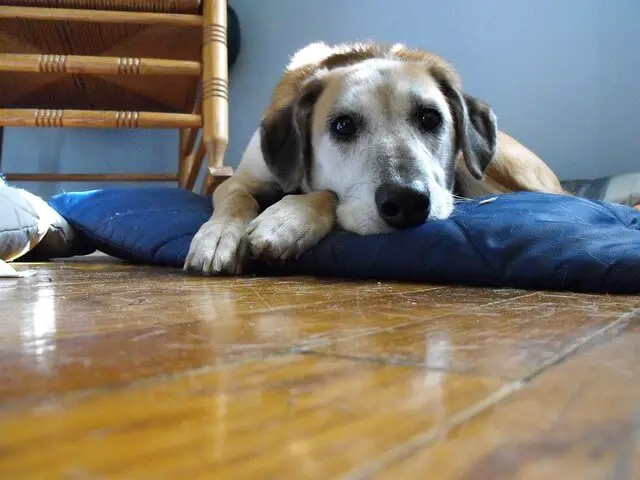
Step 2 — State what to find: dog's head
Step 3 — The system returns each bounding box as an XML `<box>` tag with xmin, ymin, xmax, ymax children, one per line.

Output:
<box><xmin>260</xmin><ymin>42</ymin><xmax>498</xmax><ymax>234</ymax></box>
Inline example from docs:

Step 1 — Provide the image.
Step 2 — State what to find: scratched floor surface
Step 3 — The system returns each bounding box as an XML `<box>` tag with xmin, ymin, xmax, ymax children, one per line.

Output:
<box><xmin>0</xmin><ymin>256</ymin><xmax>639</xmax><ymax>479</ymax></box>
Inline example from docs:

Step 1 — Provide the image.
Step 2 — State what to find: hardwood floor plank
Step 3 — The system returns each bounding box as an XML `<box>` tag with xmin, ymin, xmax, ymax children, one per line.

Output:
<box><xmin>0</xmin><ymin>305</ymin><xmax>419</xmax><ymax>402</ymax></box>
<box><xmin>368</xmin><ymin>322</ymin><xmax>640</xmax><ymax>480</ymax></box>
<box><xmin>1</xmin><ymin>266</ymin><xmax>443</xmax><ymax>345</ymax></box>
<box><xmin>0</xmin><ymin>355</ymin><xmax>503</xmax><ymax>479</ymax></box>
<box><xmin>0</xmin><ymin>262</ymin><xmax>536</xmax><ymax>402</ymax></box>
<box><xmin>310</xmin><ymin>293</ymin><xmax>640</xmax><ymax>378</ymax></box>
<box><xmin>3</xmin><ymin>260</ymin><xmax>639</xmax><ymax>478</ymax></box>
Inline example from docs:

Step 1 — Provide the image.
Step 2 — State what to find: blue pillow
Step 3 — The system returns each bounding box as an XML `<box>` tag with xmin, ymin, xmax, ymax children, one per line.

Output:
<box><xmin>49</xmin><ymin>188</ymin><xmax>211</xmax><ymax>266</ymax></box>
<box><xmin>49</xmin><ymin>187</ymin><xmax>640</xmax><ymax>293</ymax></box>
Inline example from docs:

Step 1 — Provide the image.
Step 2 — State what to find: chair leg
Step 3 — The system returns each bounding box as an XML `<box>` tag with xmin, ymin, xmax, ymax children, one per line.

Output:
<box><xmin>178</xmin><ymin>83</ymin><xmax>203</xmax><ymax>189</ymax></box>
<box><xmin>178</xmin><ymin>127</ymin><xmax>205</xmax><ymax>190</ymax></box>
<box><xmin>200</xmin><ymin>172</ymin><xmax>214</xmax><ymax>196</ymax></box>
<box><xmin>178</xmin><ymin>128</ymin><xmax>188</xmax><ymax>188</ymax></box>
<box><xmin>202</xmin><ymin>0</ymin><xmax>232</xmax><ymax>184</ymax></box>
<box><xmin>200</xmin><ymin>170</ymin><xmax>228</xmax><ymax>196</ymax></box>
<box><xmin>0</xmin><ymin>126</ymin><xmax>4</xmax><ymax>172</ymax></box>
<box><xmin>183</xmin><ymin>136</ymin><xmax>207</xmax><ymax>191</ymax></box>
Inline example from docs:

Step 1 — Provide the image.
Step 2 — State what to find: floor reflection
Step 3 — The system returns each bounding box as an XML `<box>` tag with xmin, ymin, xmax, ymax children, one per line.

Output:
<box><xmin>21</xmin><ymin>285</ymin><xmax>57</xmax><ymax>372</ymax></box>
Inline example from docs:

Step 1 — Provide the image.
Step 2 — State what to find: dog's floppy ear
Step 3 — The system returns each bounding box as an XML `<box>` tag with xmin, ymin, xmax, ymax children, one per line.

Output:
<box><xmin>389</xmin><ymin>44</ymin><xmax>497</xmax><ymax>178</ymax></box>
<box><xmin>260</xmin><ymin>79</ymin><xmax>324</xmax><ymax>192</ymax></box>
<box><xmin>440</xmin><ymin>82</ymin><xmax>498</xmax><ymax>180</ymax></box>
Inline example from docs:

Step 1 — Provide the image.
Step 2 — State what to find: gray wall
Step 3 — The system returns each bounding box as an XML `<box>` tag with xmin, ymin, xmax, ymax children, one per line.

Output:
<box><xmin>3</xmin><ymin>0</ymin><xmax>639</xmax><ymax>199</ymax></box>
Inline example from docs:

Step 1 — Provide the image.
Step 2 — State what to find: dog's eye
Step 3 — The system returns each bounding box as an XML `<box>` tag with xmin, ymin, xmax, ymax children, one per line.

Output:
<box><xmin>418</xmin><ymin>108</ymin><xmax>442</xmax><ymax>132</ymax></box>
<box><xmin>330</xmin><ymin>115</ymin><xmax>357</xmax><ymax>139</ymax></box>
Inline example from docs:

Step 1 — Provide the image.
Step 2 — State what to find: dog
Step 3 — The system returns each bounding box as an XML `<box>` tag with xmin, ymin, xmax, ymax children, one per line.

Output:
<box><xmin>185</xmin><ymin>41</ymin><xmax>565</xmax><ymax>275</ymax></box>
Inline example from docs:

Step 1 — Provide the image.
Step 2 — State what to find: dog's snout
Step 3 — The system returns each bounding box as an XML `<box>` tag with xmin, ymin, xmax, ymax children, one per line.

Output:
<box><xmin>375</xmin><ymin>183</ymin><xmax>430</xmax><ymax>229</ymax></box>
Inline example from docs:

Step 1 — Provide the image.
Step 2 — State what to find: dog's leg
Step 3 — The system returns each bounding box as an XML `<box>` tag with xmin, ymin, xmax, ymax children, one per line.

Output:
<box><xmin>185</xmin><ymin>129</ymin><xmax>284</xmax><ymax>275</ymax></box>
<box><xmin>247</xmin><ymin>191</ymin><xmax>337</xmax><ymax>262</ymax></box>
<box><xmin>184</xmin><ymin>171</ymin><xmax>277</xmax><ymax>275</ymax></box>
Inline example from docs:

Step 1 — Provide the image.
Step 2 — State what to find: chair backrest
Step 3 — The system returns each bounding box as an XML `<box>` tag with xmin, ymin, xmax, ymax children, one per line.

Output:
<box><xmin>0</xmin><ymin>1</ymin><xmax>201</xmax><ymax>13</ymax></box>
<box><xmin>0</xmin><ymin>5</ymin><xmax>202</xmax><ymax>112</ymax></box>
<box><xmin>0</xmin><ymin>0</ymin><xmax>232</xmax><ymax>194</ymax></box>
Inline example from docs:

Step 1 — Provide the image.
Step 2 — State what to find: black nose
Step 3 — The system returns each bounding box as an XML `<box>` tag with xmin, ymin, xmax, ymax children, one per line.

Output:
<box><xmin>375</xmin><ymin>183</ymin><xmax>430</xmax><ymax>229</ymax></box>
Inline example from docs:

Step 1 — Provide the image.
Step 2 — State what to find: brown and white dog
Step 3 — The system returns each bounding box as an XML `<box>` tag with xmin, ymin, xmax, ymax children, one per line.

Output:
<box><xmin>185</xmin><ymin>41</ymin><xmax>565</xmax><ymax>275</ymax></box>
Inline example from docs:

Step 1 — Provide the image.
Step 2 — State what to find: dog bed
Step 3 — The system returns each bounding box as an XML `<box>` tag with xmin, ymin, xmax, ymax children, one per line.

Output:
<box><xmin>47</xmin><ymin>186</ymin><xmax>640</xmax><ymax>293</ymax></box>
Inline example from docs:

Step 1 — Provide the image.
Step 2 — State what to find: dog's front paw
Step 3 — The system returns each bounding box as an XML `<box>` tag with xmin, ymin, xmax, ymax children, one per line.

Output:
<box><xmin>184</xmin><ymin>219</ymin><xmax>249</xmax><ymax>275</ymax></box>
<box><xmin>246</xmin><ymin>195</ymin><xmax>334</xmax><ymax>262</ymax></box>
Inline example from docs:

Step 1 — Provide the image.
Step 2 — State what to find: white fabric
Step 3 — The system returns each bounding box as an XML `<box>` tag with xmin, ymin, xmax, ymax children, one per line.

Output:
<box><xmin>0</xmin><ymin>259</ymin><xmax>19</xmax><ymax>277</ymax></box>
<box><xmin>0</xmin><ymin>179</ymin><xmax>77</xmax><ymax>262</ymax></box>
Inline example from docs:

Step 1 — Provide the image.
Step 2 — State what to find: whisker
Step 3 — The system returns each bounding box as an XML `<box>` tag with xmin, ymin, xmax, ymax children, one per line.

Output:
<box><xmin>452</xmin><ymin>194</ymin><xmax>474</xmax><ymax>203</ymax></box>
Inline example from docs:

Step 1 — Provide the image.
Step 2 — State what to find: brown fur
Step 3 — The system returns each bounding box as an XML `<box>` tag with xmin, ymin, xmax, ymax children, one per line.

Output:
<box><xmin>265</xmin><ymin>42</ymin><xmax>461</xmax><ymax>115</ymax></box>
<box><xmin>486</xmin><ymin>132</ymin><xmax>565</xmax><ymax>194</ymax></box>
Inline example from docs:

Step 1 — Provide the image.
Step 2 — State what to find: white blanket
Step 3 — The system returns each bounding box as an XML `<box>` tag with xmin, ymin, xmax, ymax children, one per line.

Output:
<box><xmin>0</xmin><ymin>178</ymin><xmax>79</xmax><ymax>262</ymax></box>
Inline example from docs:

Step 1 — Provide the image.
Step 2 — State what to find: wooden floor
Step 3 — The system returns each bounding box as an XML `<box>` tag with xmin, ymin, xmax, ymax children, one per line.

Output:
<box><xmin>1</xmin><ymin>257</ymin><xmax>639</xmax><ymax>479</ymax></box>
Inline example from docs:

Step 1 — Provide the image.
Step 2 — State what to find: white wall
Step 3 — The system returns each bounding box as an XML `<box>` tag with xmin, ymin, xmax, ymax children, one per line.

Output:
<box><xmin>3</xmin><ymin>0</ymin><xmax>639</xmax><ymax>198</ymax></box>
